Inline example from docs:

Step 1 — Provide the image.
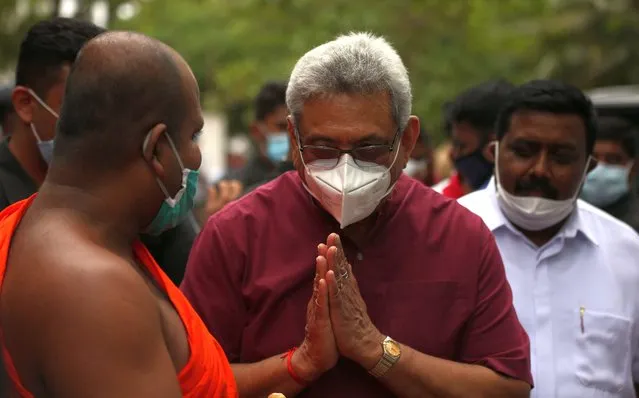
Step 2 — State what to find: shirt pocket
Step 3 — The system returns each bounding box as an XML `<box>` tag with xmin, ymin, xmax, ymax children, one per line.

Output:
<box><xmin>574</xmin><ymin>309</ymin><xmax>632</xmax><ymax>393</ymax></box>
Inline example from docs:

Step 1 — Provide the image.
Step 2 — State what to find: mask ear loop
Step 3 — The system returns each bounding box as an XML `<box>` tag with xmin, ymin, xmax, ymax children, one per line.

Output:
<box><xmin>573</xmin><ymin>155</ymin><xmax>594</xmax><ymax>201</ymax></box>
<box><xmin>27</xmin><ymin>88</ymin><xmax>59</xmax><ymax>118</ymax></box>
<box><xmin>491</xmin><ymin>141</ymin><xmax>502</xmax><ymax>191</ymax></box>
<box><xmin>142</xmin><ymin>131</ymin><xmax>175</xmax><ymax>204</ymax></box>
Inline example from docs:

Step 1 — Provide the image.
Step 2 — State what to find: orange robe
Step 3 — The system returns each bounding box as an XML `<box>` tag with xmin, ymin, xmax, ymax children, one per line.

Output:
<box><xmin>0</xmin><ymin>196</ymin><xmax>238</xmax><ymax>397</ymax></box>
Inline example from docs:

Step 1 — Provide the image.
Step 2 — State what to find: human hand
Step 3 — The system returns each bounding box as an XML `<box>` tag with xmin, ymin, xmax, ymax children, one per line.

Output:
<box><xmin>320</xmin><ymin>233</ymin><xmax>384</xmax><ymax>369</ymax></box>
<box><xmin>204</xmin><ymin>180</ymin><xmax>242</xmax><ymax>216</ymax></box>
<box><xmin>291</xmin><ymin>246</ymin><xmax>339</xmax><ymax>381</ymax></box>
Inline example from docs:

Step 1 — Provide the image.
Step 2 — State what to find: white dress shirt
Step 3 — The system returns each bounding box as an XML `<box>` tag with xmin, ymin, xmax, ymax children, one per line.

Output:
<box><xmin>458</xmin><ymin>179</ymin><xmax>639</xmax><ymax>398</ymax></box>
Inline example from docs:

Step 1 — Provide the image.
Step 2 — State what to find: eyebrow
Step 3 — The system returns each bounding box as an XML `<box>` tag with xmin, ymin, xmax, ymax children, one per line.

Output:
<box><xmin>512</xmin><ymin>139</ymin><xmax>581</xmax><ymax>153</ymax></box>
<box><xmin>301</xmin><ymin>132</ymin><xmax>389</xmax><ymax>145</ymax></box>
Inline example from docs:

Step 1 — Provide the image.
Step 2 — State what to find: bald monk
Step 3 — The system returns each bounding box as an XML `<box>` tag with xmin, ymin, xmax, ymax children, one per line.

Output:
<box><xmin>0</xmin><ymin>32</ymin><xmax>237</xmax><ymax>397</ymax></box>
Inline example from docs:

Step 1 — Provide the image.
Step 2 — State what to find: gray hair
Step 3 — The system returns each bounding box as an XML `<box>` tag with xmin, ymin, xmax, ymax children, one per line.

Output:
<box><xmin>286</xmin><ymin>32</ymin><xmax>412</xmax><ymax>130</ymax></box>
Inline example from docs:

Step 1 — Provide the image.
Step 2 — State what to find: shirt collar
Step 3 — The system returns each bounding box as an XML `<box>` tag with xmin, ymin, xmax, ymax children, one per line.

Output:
<box><xmin>483</xmin><ymin>177</ymin><xmax>599</xmax><ymax>246</ymax></box>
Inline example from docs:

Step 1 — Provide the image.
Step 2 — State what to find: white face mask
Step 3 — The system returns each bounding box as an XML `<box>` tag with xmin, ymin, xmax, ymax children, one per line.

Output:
<box><xmin>495</xmin><ymin>142</ymin><xmax>591</xmax><ymax>231</ymax></box>
<box><xmin>404</xmin><ymin>158</ymin><xmax>427</xmax><ymax>177</ymax></box>
<box><xmin>303</xmin><ymin>150</ymin><xmax>400</xmax><ymax>229</ymax></box>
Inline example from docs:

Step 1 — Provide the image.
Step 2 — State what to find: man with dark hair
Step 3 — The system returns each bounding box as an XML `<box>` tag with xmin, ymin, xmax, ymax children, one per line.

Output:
<box><xmin>439</xmin><ymin>80</ymin><xmax>514</xmax><ymax>198</ymax></box>
<box><xmin>0</xmin><ymin>31</ymin><xmax>236</xmax><ymax>397</ymax></box>
<box><xmin>227</xmin><ymin>80</ymin><xmax>293</xmax><ymax>192</ymax></box>
<box><xmin>1</xmin><ymin>17</ymin><xmax>197</xmax><ymax>285</ymax></box>
<box><xmin>460</xmin><ymin>80</ymin><xmax>639</xmax><ymax>397</ymax></box>
<box><xmin>581</xmin><ymin>116</ymin><xmax>639</xmax><ymax>231</ymax></box>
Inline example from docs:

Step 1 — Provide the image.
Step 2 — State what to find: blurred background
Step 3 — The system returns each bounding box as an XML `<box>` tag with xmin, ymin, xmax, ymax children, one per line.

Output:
<box><xmin>2</xmin><ymin>0</ymin><xmax>639</xmax><ymax>181</ymax></box>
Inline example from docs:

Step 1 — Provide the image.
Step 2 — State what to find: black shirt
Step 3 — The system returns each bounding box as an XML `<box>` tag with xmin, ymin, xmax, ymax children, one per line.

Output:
<box><xmin>225</xmin><ymin>155</ymin><xmax>276</xmax><ymax>190</ymax></box>
<box><xmin>0</xmin><ymin>139</ymin><xmax>196</xmax><ymax>285</ymax></box>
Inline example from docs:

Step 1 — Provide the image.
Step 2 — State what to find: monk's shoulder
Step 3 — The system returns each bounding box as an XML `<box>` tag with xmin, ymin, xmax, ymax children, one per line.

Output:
<box><xmin>3</xmin><ymin>225</ymin><xmax>157</xmax><ymax>336</ymax></box>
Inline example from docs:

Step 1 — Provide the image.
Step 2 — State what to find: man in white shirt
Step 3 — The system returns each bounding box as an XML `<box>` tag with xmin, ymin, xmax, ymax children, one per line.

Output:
<box><xmin>459</xmin><ymin>79</ymin><xmax>639</xmax><ymax>397</ymax></box>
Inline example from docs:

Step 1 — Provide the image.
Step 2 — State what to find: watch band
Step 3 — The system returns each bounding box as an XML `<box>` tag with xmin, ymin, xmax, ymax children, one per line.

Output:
<box><xmin>368</xmin><ymin>336</ymin><xmax>401</xmax><ymax>378</ymax></box>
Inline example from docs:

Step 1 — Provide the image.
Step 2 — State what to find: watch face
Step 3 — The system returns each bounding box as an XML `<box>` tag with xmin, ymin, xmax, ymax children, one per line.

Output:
<box><xmin>384</xmin><ymin>340</ymin><xmax>401</xmax><ymax>357</ymax></box>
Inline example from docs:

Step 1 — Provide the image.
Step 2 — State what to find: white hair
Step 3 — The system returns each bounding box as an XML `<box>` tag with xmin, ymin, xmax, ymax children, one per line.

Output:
<box><xmin>286</xmin><ymin>32</ymin><xmax>412</xmax><ymax>129</ymax></box>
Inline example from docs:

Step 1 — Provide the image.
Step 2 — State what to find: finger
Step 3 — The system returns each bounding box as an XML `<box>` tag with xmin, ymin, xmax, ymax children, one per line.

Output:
<box><xmin>316</xmin><ymin>255</ymin><xmax>328</xmax><ymax>280</ymax></box>
<box><xmin>326</xmin><ymin>270</ymin><xmax>341</xmax><ymax>302</ymax></box>
<box><xmin>218</xmin><ymin>180</ymin><xmax>233</xmax><ymax>202</ymax></box>
<box><xmin>327</xmin><ymin>233</ymin><xmax>339</xmax><ymax>247</ymax></box>
<box><xmin>316</xmin><ymin>278</ymin><xmax>330</xmax><ymax>320</ymax></box>
<box><xmin>230</xmin><ymin>180</ymin><xmax>243</xmax><ymax>199</ymax></box>
<box><xmin>326</xmin><ymin>246</ymin><xmax>338</xmax><ymax>273</ymax></box>
<box><xmin>317</xmin><ymin>243</ymin><xmax>328</xmax><ymax>258</ymax></box>
<box><xmin>207</xmin><ymin>186</ymin><xmax>219</xmax><ymax>202</ymax></box>
<box><xmin>332</xmin><ymin>234</ymin><xmax>344</xmax><ymax>253</ymax></box>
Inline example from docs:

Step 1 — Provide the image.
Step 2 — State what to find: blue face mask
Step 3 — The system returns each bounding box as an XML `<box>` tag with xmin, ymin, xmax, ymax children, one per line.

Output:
<box><xmin>28</xmin><ymin>89</ymin><xmax>59</xmax><ymax>165</ymax></box>
<box><xmin>143</xmin><ymin>132</ymin><xmax>200</xmax><ymax>236</ymax></box>
<box><xmin>266</xmin><ymin>132</ymin><xmax>290</xmax><ymax>163</ymax></box>
<box><xmin>31</xmin><ymin>123</ymin><xmax>55</xmax><ymax>164</ymax></box>
<box><xmin>454</xmin><ymin>148</ymin><xmax>493</xmax><ymax>190</ymax></box>
<box><xmin>581</xmin><ymin>163</ymin><xmax>632</xmax><ymax>207</ymax></box>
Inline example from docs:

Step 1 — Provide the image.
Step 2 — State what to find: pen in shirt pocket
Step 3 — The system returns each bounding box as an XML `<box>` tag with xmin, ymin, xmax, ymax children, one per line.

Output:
<box><xmin>579</xmin><ymin>306</ymin><xmax>585</xmax><ymax>333</ymax></box>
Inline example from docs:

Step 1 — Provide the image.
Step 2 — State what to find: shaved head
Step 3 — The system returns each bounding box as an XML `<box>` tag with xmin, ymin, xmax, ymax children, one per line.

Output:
<box><xmin>55</xmin><ymin>31</ymin><xmax>193</xmax><ymax>171</ymax></box>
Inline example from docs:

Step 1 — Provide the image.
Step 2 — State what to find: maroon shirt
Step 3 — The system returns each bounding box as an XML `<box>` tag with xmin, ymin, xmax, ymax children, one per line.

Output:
<box><xmin>181</xmin><ymin>172</ymin><xmax>532</xmax><ymax>397</ymax></box>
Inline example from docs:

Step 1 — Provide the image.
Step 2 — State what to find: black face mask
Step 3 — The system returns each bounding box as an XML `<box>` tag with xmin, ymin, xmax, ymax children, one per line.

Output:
<box><xmin>454</xmin><ymin>148</ymin><xmax>493</xmax><ymax>190</ymax></box>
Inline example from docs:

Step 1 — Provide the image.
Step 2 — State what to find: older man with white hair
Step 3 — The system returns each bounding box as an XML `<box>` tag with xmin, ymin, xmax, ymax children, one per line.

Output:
<box><xmin>181</xmin><ymin>33</ymin><xmax>532</xmax><ymax>397</ymax></box>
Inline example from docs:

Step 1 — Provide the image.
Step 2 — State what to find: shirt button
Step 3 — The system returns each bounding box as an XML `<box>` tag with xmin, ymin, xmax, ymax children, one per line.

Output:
<box><xmin>357</xmin><ymin>252</ymin><xmax>363</xmax><ymax>261</ymax></box>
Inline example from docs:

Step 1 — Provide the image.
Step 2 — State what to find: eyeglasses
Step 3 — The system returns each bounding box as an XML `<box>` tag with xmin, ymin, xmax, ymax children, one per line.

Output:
<box><xmin>295</xmin><ymin>128</ymin><xmax>401</xmax><ymax>169</ymax></box>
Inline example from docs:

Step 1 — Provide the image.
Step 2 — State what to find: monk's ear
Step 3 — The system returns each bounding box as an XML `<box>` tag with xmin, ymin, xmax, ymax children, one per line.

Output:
<box><xmin>142</xmin><ymin>123</ymin><xmax>168</xmax><ymax>179</ymax></box>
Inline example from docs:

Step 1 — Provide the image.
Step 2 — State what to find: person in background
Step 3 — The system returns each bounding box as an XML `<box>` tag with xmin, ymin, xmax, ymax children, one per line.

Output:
<box><xmin>226</xmin><ymin>80</ymin><xmax>294</xmax><ymax>192</ymax></box>
<box><xmin>581</xmin><ymin>116</ymin><xmax>639</xmax><ymax>231</ymax></box>
<box><xmin>0</xmin><ymin>86</ymin><xmax>17</xmax><ymax>138</ymax></box>
<box><xmin>437</xmin><ymin>80</ymin><xmax>514</xmax><ymax>198</ymax></box>
<box><xmin>182</xmin><ymin>32</ymin><xmax>531</xmax><ymax>398</ymax></box>
<box><xmin>403</xmin><ymin>124</ymin><xmax>435</xmax><ymax>186</ymax></box>
<box><xmin>0</xmin><ymin>30</ymin><xmax>237</xmax><ymax>398</ymax></box>
<box><xmin>459</xmin><ymin>80</ymin><xmax>639</xmax><ymax>398</ymax></box>
<box><xmin>2</xmin><ymin>17</ymin><xmax>197</xmax><ymax>285</ymax></box>
<box><xmin>227</xmin><ymin>134</ymin><xmax>251</xmax><ymax>172</ymax></box>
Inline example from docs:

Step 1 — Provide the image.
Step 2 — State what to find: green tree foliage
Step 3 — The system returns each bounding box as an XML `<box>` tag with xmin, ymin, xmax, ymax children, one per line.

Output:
<box><xmin>3</xmin><ymin>0</ymin><xmax>639</xmax><ymax>141</ymax></box>
<box><xmin>115</xmin><ymin>0</ymin><xmax>550</xmax><ymax>139</ymax></box>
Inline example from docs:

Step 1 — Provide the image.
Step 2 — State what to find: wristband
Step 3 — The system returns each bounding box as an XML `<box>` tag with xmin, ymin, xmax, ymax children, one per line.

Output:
<box><xmin>281</xmin><ymin>347</ymin><xmax>310</xmax><ymax>386</ymax></box>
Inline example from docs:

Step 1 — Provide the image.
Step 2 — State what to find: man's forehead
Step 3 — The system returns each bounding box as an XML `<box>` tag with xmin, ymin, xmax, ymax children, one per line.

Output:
<box><xmin>507</xmin><ymin>111</ymin><xmax>586</xmax><ymax>146</ymax></box>
<box><xmin>298</xmin><ymin>93</ymin><xmax>394</xmax><ymax>138</ymax></box>
<box><xmin>594</xmin><ymin>140</ymin><xmax>625</xmax><ymax>154</ymax></box>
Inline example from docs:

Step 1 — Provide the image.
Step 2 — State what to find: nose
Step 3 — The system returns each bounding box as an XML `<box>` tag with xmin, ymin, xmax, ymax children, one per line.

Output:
<box><xmin>530</xmin><ymin>150</ymin><xmax>552</xmax><ymax>178</ymax></box>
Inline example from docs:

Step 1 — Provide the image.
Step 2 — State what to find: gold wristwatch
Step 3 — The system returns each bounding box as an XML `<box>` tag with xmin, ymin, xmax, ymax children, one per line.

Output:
<box><xmin>368</xmin><ymin>336</ymin><xmax>401</xmax><ymax>378</ymax></box>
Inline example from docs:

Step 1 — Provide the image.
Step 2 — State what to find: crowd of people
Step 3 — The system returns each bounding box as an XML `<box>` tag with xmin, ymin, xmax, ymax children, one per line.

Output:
<box><xmin>0</xmin><ymin>16</ymin><xmax>637</xmax><ymax>398</ymax></box>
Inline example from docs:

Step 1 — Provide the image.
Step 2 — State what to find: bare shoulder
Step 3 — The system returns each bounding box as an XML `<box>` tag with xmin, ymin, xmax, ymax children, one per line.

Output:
<box><xmin>4</xmin><ymin>223</ymin><xmax>155</xmax><ymax>325</ymax></box>
<box><xmin>2</xmin><ymin>222</ymin><xmax>165</xmax><ymax>391</ymax></box>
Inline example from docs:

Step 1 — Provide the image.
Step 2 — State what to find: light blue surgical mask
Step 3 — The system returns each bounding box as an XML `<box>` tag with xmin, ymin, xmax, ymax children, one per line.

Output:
<box><xmin>143</xmin><ymin>131</ymin><xmax>200</xmax><ymax>236</ymax></box>
<box><xmin>266</xmin><ymin>132</ymin><xmax>289</xmax><ymax>163</ymax></box>
<box><xmin>581</xmin><ymin>163</ymin><xmax>632</xmax><ymax>207</ymax></box>
<box><xmin>28</xmin><ymin>88</ymin><xmax>58</xmax><ymax>164</ymax></box>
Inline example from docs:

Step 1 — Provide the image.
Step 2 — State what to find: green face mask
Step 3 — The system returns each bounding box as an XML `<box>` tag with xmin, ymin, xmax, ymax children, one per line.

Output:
<box><xmin>143</xmin><ymin>131</ymin><xmax>200</xmax><ymax>236</ymax></box>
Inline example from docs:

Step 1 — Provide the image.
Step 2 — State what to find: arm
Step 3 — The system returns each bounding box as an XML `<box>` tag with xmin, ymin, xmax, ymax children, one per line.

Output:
<box><xmin>181</xmin><ymin>221</ymin><xmax>338</xmax><ymax>397</ymax></box>
<box><xmin>322</xmin><ymin>231</ymin><xmax>531</xmax><ymax>398</ymax></box>
<box><xmin>356</xmin><ymin>338</ymin><xmax>529</xmax><ymax>398</ymax></box>
<box><xmin>26</xmin><ymin>259</ymin><xmax>183</xmax><ymax>397</ymax></box>
<box><xmin>231</xmin><ymin>352</ymin><xmax>312</xmax><ymax>398</ymax></box>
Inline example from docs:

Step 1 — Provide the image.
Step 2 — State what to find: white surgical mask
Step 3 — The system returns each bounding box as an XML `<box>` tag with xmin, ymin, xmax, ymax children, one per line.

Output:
<box><xmin>404</xmin><ymin>158</ymin><xmax>427</xmax><ymax>177</ymax></box>
<box><xmin>495</xmin><ymin>142</ymin><xmax>591</xmax><ymax>231</ymax></box>
<box><xmin>303</xmin><ymin>149</ymin><xmax>400</xmax><ymax>229</ymax></box>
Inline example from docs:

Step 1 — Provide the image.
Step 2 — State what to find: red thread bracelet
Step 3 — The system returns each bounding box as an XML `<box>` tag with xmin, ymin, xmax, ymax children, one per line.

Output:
<box><xmin>281</xmin><ymin>347</ymin><xmax>309</xmax><ymax>386</ymax></box>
